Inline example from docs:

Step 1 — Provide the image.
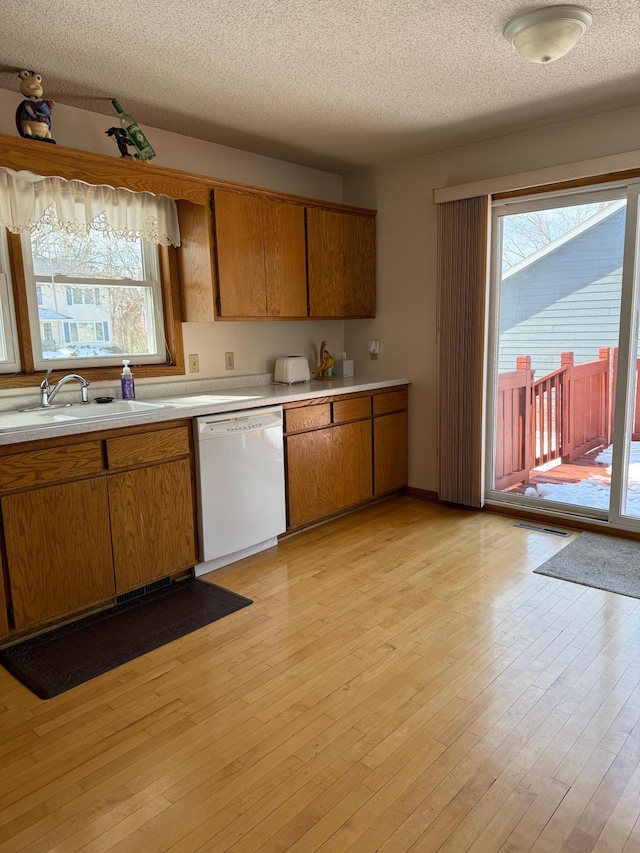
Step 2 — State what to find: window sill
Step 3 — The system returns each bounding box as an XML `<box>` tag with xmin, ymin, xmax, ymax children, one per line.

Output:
<box><xmin>0</xmin><ymin>363</ymin><xmax>185</xmax><ymax>390</ymax></box>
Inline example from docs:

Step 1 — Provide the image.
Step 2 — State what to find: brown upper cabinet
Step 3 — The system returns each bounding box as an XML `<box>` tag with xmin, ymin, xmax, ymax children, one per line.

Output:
<box><xmin>177</xmin><ymin>190</ymin><xmax>375</xmax><ymax>322</ymax></box>
<box><xmin>212</xmin><ymin>190</ymin><xmax>308</xmax><ymax>319</ymax></box>
<box><xmin>306</xmin><ymin>208</ymin><xmax>345</xmax><ymax>318</ymax></box>
<box><xmin>307</xmin><ymin>208</ymin><xmax>376</xmax><ymax>318</ymax></box>
<box><xmin>215</xmin><ymin>190</ymin><xmax>268</xmax><ymax>317</ymax></box>
<box><xmin>263</xmin><ymin>197</ymin><xmax>308</xmax><ymax>317</ymax></box>
<box><xmin>344</xmin><ymin>213</ymin><xmax>376</xmax><ymax>317</ymax></box>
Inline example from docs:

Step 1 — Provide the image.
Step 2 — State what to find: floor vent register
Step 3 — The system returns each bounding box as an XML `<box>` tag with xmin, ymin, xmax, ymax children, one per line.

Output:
<box><xmin>514</xmin><ymin>522</ymin><xmax>572</xmax><ymax>537</ymax></box>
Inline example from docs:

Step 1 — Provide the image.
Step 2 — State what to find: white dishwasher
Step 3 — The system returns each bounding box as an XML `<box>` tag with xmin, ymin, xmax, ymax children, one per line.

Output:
<box><xmin>193</xmin><ymin>406</ymin><xmax>286</xmax><ymax>575</ymax></box>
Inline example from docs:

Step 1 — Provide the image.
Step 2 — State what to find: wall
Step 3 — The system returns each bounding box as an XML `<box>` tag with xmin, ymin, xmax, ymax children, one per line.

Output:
<box><xmin>342</xmin><ymin>103</ymin><xmax>640</xmax><ymax>492</ymax></box>
<box><xmin>0</xmin><ymin>87</ymin><xmax>344</xmax><ymax>388</ymax></box>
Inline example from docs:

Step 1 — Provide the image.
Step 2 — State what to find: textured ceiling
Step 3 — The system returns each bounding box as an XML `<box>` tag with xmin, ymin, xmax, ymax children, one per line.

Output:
<box><xmin>1</xmin><ymin>0</ymin><xmax>639</xmax><ymax>174</ymax></box>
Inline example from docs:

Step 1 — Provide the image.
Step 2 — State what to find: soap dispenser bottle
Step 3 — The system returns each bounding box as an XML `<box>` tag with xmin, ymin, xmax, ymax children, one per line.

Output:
<box><xmin>121</xmin><ymin>359</ymin><xmax>135</xmax><ymax>400</ymax></box>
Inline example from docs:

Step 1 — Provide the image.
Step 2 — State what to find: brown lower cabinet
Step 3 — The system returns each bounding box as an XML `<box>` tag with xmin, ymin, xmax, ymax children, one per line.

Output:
<box><xmin>0</xmin><ymin>421</ymin><xmax>197</xmax><ymax>638</ymax></box>
<box><xmin>287</xmin><ymin>428</ymin><xmax>335</xmax><ymax>529</ymax></box>
<box><xmin>287</xmin><ymin>420</ymin><xmax>374</xmax><ymax>529</ymax></box>
<box><xmin>285</xmin><ymin>387</ymin><xmax>408</xmax><ymax>531</ymax></box>
<box><xmin>334</xmin><ymin>420</ymin><xmax>373</xmax><ymax>511</ymax></box>
<box><xmin>109</xmin><ymin>458</ymin><xmax>196</xmax><ymax>593</ymax></box>
<box><xmin>374</xmin><ymin>411</ymin><xmax>409</xmax><ymax>495</ymax></box>
<box><xmin>2</xmin><ymin>477</ymin><xmax>115</xmax><ymax>629</ymax></box>
<box><xmin>0</xmin><ymin>569</ymin><xmax>8</xmax><ymax>639</ymax></box>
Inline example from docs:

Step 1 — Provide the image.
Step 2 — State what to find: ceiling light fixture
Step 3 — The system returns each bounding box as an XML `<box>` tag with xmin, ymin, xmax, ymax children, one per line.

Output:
<box><xmin>504</xmin><ymin>5</ymin><xmax>593</xmax><ymax>64</ymax></box>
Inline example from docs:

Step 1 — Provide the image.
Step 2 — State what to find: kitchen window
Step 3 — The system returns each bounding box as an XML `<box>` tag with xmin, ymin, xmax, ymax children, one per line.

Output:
<box><xmin>0</xmin><ymin>166</ymin><xmax>183</xmax><ymax>384</ymax></box>
<box><xmin>21</xmin><ymin>219</ymin><xmax>166</xmax><ymax>370</ymax></box>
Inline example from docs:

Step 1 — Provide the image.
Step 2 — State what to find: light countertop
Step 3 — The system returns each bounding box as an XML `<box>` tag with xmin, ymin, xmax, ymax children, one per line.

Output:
<box><xmin>0</xmin><ymin>376</ymin><xmax>411</xmax><ymax>446</ymax></box>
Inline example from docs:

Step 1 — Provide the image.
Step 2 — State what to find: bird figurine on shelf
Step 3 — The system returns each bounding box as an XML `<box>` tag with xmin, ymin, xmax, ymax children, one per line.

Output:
<box><xmin>312</xmin><ymin>341</ymin><xmax>335</xmax><ymax>379</ymax></box>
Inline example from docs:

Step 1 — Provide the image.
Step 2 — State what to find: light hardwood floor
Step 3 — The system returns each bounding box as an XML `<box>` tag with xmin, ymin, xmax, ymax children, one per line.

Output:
<box><xmin>1</xmin><ymin>496</ymin><xmax>640</xmax><ymax>852</ymax></box>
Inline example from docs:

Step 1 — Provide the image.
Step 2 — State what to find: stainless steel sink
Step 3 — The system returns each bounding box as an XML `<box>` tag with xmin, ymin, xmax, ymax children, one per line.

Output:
<box><xmin>0</xmin><ymin>400</ymin><xmax>173</xmax><ymax>432</ymax></box>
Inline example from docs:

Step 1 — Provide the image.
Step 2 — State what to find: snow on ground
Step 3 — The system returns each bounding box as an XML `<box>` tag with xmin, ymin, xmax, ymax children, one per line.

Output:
<box><xmin>595</xmin><ymin>442</ymin><xmax>640</xmax><ymax>485</ymax></box>
<box><xmin>525</xmin><ymin>480</ymin><xmax>640</xmax><ymax>514</ymax></box>
<box><xmin>595</xmin><ymin>442</ymin><xmax>640</xmax><ymax>467</ymax></box>
<box><xmin>524</xmin><ymin>442</ymin><xmax>640</xmax><ymax>515</ymax></box>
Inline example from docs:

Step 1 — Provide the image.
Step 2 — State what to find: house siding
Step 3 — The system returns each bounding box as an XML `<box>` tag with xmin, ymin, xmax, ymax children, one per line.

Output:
<box><xmin>498</xmin><ymin>205</ymin><xmax>625</xmax><ymax>376</ymax></box>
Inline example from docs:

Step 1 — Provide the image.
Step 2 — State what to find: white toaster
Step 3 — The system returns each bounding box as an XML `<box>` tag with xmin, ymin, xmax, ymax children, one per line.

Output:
<box><xmin>274</xmin><ymin>356</ymin><xmax>311</xmax><ymax>384</ymax></box>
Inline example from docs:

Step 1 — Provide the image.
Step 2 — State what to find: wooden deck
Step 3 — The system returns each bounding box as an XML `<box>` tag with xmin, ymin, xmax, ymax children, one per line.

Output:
<box><xmin>1</xmin><ymin>497</ymin><xmax>640</xmax><ymax>851</ymax></box>
<box><xmin>504</xmin><ymin>446</ymin><xmax>611</xmax><ymax>495</ymax></box>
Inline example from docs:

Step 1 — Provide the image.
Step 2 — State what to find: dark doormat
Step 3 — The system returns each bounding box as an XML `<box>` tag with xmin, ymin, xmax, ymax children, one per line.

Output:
<box><xmin>0</xmin><ymin>578</ymin><xmax>252</xmax><ymax>700</ymax></box>
<box><xmin>534</xmin><ymin>531</ymin><xmax>640</xmax><ymax>599</ymax></box>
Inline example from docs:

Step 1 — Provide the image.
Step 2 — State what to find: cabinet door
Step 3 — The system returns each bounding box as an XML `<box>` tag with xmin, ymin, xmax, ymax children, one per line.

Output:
<box><xmin>214</xmin><ymin>190</ymin><xmax>267</xmax><ymax>317</ymax></box>
<box><xmin>344</xmin><ymin>214</ymin><xmax>376</xmax><ymax>317</ymax></box>
<box><xmin>333</xmin><ymin>420</ymin><xmax>373</xmax><ymax>511</ymax></box>
<box><xmin>0</xmin><ymin>553</ymin><xmax>10</xmax><ymax>639</ymax></box>
<box><xmin>176</xmin><ymin>199</ymin><xmax>217</xmax><ymax>322</ymax></box>
<box><xmin>109</xmin><ymin>459</ymin><xmax>196</xmax><ymax>593</ymax></box>
<box><xmin>286</xmin><ymin>429</ymin><xmax>335</xmax><ymax>528</ymax></box>
<box><xmin>374</xmin><ymin>412</ymin><xmax>408</xmax><ymax>495</ymax></box>
<box><xmin>263</xmin><ymin>199</ymin><xmax>308</xmax><ymax>317</ymax></box>
<box><xmin>2</xmin><ymin>478</ymin><xmax>115</xmax><ymax>629</ymax></box>
<box><xmin>307</xmin><ymin>208</ymin><xmax>345</xmax><ymax>317</ymax></box>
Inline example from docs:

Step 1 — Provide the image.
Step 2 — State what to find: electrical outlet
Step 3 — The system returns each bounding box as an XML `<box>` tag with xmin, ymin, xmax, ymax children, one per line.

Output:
<box><xmin>225</xmin><ymin>351</ymin><xmax>235</xmax><ymax>370</ymax></box>
<box><xmin>367</xmin><ymin>340</ymin><xmax>380</xmax><ymax>355</ymax></box>
<box><xmin>188</xmin><ymin>354</ymin><xmax>199</xmax><ymax>373</ymax></box>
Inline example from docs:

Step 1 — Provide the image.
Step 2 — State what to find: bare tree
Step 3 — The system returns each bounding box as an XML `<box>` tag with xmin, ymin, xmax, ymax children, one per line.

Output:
<box><xmin>501</xmin><ymin>202</ymin><xmax>613</xmax><ymax>270</ymax></box>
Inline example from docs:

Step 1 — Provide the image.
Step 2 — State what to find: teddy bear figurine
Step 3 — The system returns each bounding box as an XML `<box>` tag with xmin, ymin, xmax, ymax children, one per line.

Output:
<box><xmin>15</xmin><ymin>70</ymin><xmax>55</xmax><ymax>143</ymax></box>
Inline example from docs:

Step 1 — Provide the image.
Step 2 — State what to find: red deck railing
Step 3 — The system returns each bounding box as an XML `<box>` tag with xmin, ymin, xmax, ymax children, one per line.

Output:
<box><xmin>495</xmin><ymin>347</ymin><xmax>625</xmax><ymax>490</ymax></box>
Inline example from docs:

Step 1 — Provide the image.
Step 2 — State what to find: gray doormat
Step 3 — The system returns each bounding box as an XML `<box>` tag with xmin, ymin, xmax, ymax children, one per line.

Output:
<box><xmin>0</xmin><ymin>578</ymin><xmax>252</xmax><ymax>700</ymax></box>
<box><xmin>534</xmin><ymin>531</ymin><xmax>640</xmax><ymax>599</ymax></box>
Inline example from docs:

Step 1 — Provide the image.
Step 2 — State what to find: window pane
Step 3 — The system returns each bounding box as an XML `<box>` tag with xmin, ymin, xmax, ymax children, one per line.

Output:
<box><xmin>37</xmin><ymin>282</ymin><xmax>156</xmax><ymax>360</ymax></box>
<box><xmin>30</xmin><ymin>221</ymin><xmax>144</xmax><ymax>280</ymax></box>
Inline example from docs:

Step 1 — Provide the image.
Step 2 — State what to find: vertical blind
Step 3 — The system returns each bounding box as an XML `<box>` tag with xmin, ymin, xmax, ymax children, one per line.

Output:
<box><xmin>437</xmin><ymin>195</ymin><xmax>490</xmax><ymax>507</ymax></box>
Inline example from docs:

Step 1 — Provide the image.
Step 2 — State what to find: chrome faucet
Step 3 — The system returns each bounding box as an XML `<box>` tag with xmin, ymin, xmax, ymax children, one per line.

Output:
<box><xmin>39</xmin><ymin>369</ymin><xmax>91</xmax><ymax>407</ymax></box>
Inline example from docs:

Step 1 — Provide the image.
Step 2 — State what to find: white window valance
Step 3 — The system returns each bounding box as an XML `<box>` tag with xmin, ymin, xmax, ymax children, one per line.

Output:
<box><xmin>0</xmin><ymin>168</ymin><xmax>181</xmax><ymax>247</ymax></box>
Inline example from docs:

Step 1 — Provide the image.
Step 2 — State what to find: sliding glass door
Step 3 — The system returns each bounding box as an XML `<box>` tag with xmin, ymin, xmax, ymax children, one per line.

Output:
<box><xmin>487</xmin><ymin>182</ymin><xmax>640</xmax><ymax>529</ymax></box>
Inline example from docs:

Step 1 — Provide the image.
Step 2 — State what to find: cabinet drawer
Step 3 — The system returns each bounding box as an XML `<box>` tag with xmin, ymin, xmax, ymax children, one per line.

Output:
<box><xmin>106</xmin><ymin>426</ymin><xmax>190</xmax><ymax>470</ymax></box>
<box><xmin>0</xmin><ymin>441</ymin><xmax>103</xmax><ymax>492</ymax></box>
<box><xmin>373</xmin><ymin>388</ymin><xmax>408</xmax><ymax>416</ymax></box>
<box><xmin>333</xmin><ymin>396</ymin><xmax>371</xmax><ymax>424</ymax></box>
<box><xmin>285</xmin><ymin>404</ymin><xmax>331</xmax><ymax>433</ymax></box>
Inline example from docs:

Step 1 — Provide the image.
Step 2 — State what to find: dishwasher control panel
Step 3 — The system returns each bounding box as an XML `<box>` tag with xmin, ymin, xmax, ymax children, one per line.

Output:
<box><xmin>197</xmin><ymin>409</ymin><xmax>283</xmax><ymax>437</ymax></box>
